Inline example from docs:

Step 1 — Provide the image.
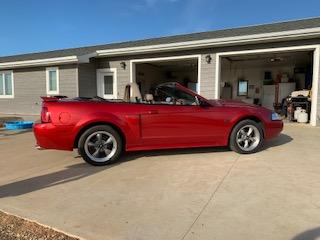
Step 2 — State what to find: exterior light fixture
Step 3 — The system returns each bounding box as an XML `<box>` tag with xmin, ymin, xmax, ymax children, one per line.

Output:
<box><xmin>205</xmin><ymin>55</ymin><xmax>212</xmax><ymax>64</ymax></box>
<box><xmin>120</xmin><ymin>62</ymin><xmax>127</xmax><ymax>69</ymax></box>
<box><xmin>270</xmin><ymin>57</ymin><xmax>284</xmax><ymax>62</ymax></box>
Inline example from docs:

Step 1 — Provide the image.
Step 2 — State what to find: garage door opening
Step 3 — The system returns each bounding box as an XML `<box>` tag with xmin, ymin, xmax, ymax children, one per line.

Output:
<box><xmin>131</xmin><ymin>56</ymin><xmax>200</xmax><ymax>97</ymax></box>
<box><xmin>219</xmin><ymin>50</ymin><xmax>316</xmax><ymax>125</ymax></box>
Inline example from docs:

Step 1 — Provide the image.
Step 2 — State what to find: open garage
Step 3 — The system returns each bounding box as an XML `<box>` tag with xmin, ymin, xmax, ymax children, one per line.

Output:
<box><xmin>130</xmin><ymin>56</ymin><xmax>200</xmax><ymax>97</ymax></box>
<box><xmin>216</xmin><ymin>46</ymin><xmax>320</xmax><ymax>126</ymax></box>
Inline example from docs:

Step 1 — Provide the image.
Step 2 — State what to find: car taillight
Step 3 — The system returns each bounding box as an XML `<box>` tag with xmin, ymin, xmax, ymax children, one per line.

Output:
<box><xmin>41</xmin><ymin>106</ymin><xmax>51</xmax><ymax>123</ymax></box>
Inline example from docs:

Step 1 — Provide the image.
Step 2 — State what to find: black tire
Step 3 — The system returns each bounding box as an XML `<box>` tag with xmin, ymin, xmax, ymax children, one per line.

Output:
<box><xmin>78</xmin><ymin>125</ymin><xmax>123</xmax><ymax>166</ymax></box>
<box><xmin>229</xmin><ymin>120</ymin><xmax>264</xmax><ymax>154</ymax></box>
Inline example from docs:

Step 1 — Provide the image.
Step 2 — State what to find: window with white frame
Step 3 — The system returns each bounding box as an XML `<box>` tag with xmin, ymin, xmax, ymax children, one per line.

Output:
<box><xmin>97</xmin><ymin>68</ymin><xmax>117</xmax><ymax>99</ymax></box>
<box><xmin>46</xmin><ymin>67</ymin><xmax>59</xmax><ymax>95</ymax></box>
<box><xmin>0</xmin><ymin>71</ymin><xmax>14</xmax><ymax>98</ymax></box>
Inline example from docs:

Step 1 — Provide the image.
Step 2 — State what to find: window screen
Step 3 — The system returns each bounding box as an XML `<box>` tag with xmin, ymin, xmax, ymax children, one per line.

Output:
<box><xmin>104</xmin><ymin>75</ymin><xmax>113</xmax><ymax>95</ymax></box>
<box><xmin>49</xmin><ymin>70</ymin><xmax>57</xmax><ymax>91</ymax></box>
<box><xmin>0</xmin><ymin>72</ymin><xmax>13</xmax><ymax>96</ymax></box>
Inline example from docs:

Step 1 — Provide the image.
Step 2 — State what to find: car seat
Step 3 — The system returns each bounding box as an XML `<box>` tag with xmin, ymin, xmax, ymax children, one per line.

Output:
<box><xmin>123</xmin><ymin>83</ymin><xmax>142</xmax><ymax>103</ymax></box>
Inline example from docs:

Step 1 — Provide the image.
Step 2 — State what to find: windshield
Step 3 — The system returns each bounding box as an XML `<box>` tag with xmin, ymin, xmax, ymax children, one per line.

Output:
<box><xmin>154</xmin><ymin>84</ymin><xmax>198</xmax><ymax>105</ymax></box>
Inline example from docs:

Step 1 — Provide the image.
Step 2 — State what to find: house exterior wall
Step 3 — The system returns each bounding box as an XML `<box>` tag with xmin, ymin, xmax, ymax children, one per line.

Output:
<box><xmin>95</xmin><ymin>53</ymin><xmax>216</xmax><ymax>99</ymax></box>
<box><xmin>59</xmin><ymin>65</ymin><xmax>78</xmax><ymax>98</ymax></box>
<box><xmin>91</xmin><ymin>39</ymin><xmax>320</xmax><ymax>100</ymax></box>
<box><xmin>78</xmin><ymin>63</ymin><xmax>97</xmax><ymax>97</ymax></box>
<box><xmin>1</xmin><ymin>38</ymin><xmax>320</xmax><ymax>125</ymax></box>
<box><xmin>96</xmin><ymin>59</ymin><xmax>130</xmax><ymax>99</ymax></box>
<box><xmin>0</xmin><ymin>64</ymin><xmax>78</xmax><ymax>115</ymax></box>
<box><xmin>92</xmin><ymin>38</ymin><xmax>320</xmax><ymax>125</ymax></box>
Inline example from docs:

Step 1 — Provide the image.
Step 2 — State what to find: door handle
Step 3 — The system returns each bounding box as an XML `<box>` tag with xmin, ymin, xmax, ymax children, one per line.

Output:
<box><xmin>148</xmin><ymin>110</ymin><xmax>159</xmax><ymax>114</ymax></box>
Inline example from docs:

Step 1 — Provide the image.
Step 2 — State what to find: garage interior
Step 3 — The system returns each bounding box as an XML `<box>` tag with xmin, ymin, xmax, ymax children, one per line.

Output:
<box><xmin>134</xmin><ymin>58</ymin><xmax>199</xmax><ymax>96</ymax></box>
<box><xmin>220</xmin><ymin>50</ymin><xmax>314</xmax><ymax>123</ymax></box>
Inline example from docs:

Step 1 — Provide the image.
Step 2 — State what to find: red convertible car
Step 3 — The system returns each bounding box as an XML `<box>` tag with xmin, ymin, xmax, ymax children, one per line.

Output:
<box><xmin>34</xmin><ymin>82</ymin><xmax>283</xmax><ymax>166</ymax></box>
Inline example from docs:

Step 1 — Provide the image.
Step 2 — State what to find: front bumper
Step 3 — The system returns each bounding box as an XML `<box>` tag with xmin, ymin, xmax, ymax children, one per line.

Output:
<box><xmin>33</xmin><ymin>123</ymin><xmax>75</xmax><ymax>151</ymax></box>
<box><xmin>264</xmin><ymin>120</ymin><xmax>284</xmax><ymax>140</ymax></box>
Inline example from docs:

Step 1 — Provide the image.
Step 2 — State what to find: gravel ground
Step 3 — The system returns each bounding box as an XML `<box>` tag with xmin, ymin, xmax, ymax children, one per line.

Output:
<box><xmin>0</xmin><ymin>211</ymin><xmax>79</xmax><ymax>240</ymax></box>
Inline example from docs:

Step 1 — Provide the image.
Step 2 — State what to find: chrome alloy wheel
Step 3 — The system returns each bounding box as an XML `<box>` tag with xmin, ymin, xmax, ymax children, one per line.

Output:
<box><xmin>84</xmin><ymin>131</ymin><xmax>117</xmax><ymax>163</ymax></box>
<box><xmin>236</xmin><ymin>125</ymin><xmax>261</xmax><ymax>152</ymax></box>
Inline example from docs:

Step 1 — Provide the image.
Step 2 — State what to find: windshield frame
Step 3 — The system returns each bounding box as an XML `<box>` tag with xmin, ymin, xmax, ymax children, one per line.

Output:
<box><xmin>154</xmin><ymin>82</ymin><xmax>212</xmax><ymax>107</ymax></box>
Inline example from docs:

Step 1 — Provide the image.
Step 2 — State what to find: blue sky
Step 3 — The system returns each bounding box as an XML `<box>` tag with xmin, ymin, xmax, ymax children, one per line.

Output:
<box><xmin>1</xmin><ymin>0</ymin><xmax>320</xmax><ymax>56</ymax></box>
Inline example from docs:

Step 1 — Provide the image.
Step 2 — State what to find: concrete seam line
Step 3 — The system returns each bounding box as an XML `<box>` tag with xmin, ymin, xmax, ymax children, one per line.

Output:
<box><xmin>180</xmin><ymin>155</ymin><xmax>240</xmax><ymax>240</ymax></box>
<box><xmin>0</xmin><ymin>209</ymin><xmax>86</xmax><ymax>240</ymax></box>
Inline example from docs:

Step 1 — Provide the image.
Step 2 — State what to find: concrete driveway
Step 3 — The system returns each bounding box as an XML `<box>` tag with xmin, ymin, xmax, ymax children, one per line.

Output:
<box><xmin>0</xmin><ymin>124</ymin><xmax>319</xmax><ymax>240</ymax></box>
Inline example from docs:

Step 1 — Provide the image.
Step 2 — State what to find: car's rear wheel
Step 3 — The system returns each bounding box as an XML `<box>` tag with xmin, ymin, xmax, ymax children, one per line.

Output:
<box><xmin>229</xmin><ymin>120</ymin><xmax>264</xmax><ymax>154</ymax></box>
<box><xmin>78</xmin><ymin>125</ymin><xmax>123</xmax><ymax>166</ymax></box>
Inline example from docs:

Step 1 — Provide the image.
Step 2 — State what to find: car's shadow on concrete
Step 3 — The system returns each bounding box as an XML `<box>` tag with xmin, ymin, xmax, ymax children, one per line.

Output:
<box><xmin>292</xmin><ymin>227</ymin><xmax>320</xmax><ymax>240</ymax></box>
<box><xmin>0</xmin><ymin>147</ymin><xmax>229</xmax><ymax>198</ymax></box>
<box><xmin>122</xmin><ymin>133</ymin><xmax>293</xmax><ymax>161</ymax></box>
<box><xmin>122</xmin><ymin>146</ymin><xmax>230</xmax><ymax>161</ymax></box>
<box><xmin>0</xmin><ymin>134</ymin><xmax>292</xmax><ymax>198</ymax></box>
<box><xmin>0</xmin><ymin>163</ymin><xmax>114</xmax><ymax>198</ymax></box>
<box><xmin>263</xmin><ymin>133</ymin><xmax>293</xmax><ymax>150</ymax></box>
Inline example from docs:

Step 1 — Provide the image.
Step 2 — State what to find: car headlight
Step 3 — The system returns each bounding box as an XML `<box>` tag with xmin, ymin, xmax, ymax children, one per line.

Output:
<box><xmin>271</xmin><ymin>112</ymin><xmax>281</xmax><ymax>121</ymax></box>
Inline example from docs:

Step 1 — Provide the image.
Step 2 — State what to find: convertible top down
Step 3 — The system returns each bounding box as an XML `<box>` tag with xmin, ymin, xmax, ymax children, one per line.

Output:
<box><xmin>34</xmin><ymin>82</ymin><xmax>283</xmax><ymax>166</ymax></box>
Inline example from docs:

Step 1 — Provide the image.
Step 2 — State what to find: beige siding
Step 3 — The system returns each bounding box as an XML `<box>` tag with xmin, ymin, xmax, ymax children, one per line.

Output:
<box><xmin>0</xmin><ymin>65</ymin><xmax>78</xmax><ymax>115</ymax></box>
<box><xmin>200</xmin><ymin>53</ymin><xmax>215</xmax><ymax>99</ymax></box>
<box><xmin>78</xmin><ymin>63</ymin><xmax>97</xmax><ymax>97</ymax></box>
<box><xmin>0</xmin><ymin>67</ymin><xmax>45</xmax><ymax>115</ymax></box>
<box><xmin>59</xmin><ymin>65</ymin><xmax>78</xmax><ymax>98</ymax></box>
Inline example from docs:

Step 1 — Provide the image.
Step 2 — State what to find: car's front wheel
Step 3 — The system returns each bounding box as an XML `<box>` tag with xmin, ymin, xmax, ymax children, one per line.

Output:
<box><xmin>78</xmin><ymin>125</ymin><xmax>123</xmax><ymax>166</ymax></box>
<box><xmin>229</xmin><ymin>120</ymin><xmax>264</xmax><ymax>154</ymax></box>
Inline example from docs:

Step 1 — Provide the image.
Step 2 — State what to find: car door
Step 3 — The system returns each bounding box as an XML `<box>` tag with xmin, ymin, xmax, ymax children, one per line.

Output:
<box><xmin>140</xmin><ymin>103</ymin><xmax>228</xmax><ymax>147</ymax></box>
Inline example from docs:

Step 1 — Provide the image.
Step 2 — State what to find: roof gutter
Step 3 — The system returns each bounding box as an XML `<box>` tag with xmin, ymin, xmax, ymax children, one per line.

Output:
<box><xmin>0</xmin><ymin>56</ymin><xmax>79</xmax><ymax>69</ymax></box>
<box><xmin>96</xmin><ymin>27</ymin><xmax>320</xmax><ymax>57</ymax></box>
<box><xmin>0</xmin><ymin>52</ymin><xmax>97</xmax><ymax>70</ymax></box>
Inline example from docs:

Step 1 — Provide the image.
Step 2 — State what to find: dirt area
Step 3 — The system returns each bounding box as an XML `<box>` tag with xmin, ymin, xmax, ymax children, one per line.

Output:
<box><xmin>0</xmin><ymin>211</ymin><xmax>79</xmax><ymax>240</ymax></box>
